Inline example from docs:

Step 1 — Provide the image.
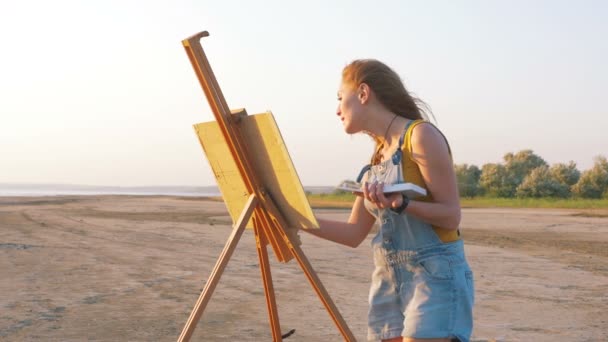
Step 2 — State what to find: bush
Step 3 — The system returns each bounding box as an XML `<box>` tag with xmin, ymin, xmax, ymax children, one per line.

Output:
<box><xmin>503</xmin><ymin>150</ymin><xmax>548</xmax><ymax>194</ymax></box>
<box><xmin>455</xmin><ymin>164</ymin><xmax>482</xmax><ymax>197</ymax></box>
<box><xmin>549</xmin><ymin>162</ymin><xmax>580</xmax><ymax>187</ymax></box>
<box><xmin>516</xmin><ymin>166</ymin><xmax>570</xmax><ymax>198</ymax></box>
<box><xmin>479</xmin><ymin>163</ymin><xmax>513</xmax><ymax>197</ymax></box>
<box><xmin>572</xmin><ymin>156</ymin><xmax>608</xmax><ymax>198</ymax></box>
<box><xmin>479</xmin><ymin>150</ymin><xmax>548</xmax><ymax>198</ymax></box>
<box><xmin>571</xmin><ymin>170</ymin><xmax>607</xmax><ymax>198</ymax></box>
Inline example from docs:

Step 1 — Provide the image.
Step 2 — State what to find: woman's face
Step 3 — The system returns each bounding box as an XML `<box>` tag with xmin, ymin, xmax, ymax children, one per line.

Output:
<box><xmin>336</xmin><ymin>82</ymin><xmax>365</xmax><ymax>134</ymax></box>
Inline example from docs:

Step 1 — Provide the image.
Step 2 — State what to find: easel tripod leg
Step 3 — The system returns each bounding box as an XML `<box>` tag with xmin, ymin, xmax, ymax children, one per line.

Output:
<box><xmin>287</xmin><ymin>236</ymin><xmax>356</xmax><ymax>341</ymax></box>
<box><xmin>177</xmin><ymin>195</ymin><xmax>258</xmax><ymax>342</ymax></box>
<box><xmin>253</xmin><ymin>220</ymin><xmax>283</xmax><ymax>341</ymax></box>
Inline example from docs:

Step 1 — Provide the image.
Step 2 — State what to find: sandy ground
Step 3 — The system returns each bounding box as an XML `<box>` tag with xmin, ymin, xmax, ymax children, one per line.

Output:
<box><xmin>1</xmin><ymin>196</ymin><xmax>607</xmax><ymax>342</ymax></box>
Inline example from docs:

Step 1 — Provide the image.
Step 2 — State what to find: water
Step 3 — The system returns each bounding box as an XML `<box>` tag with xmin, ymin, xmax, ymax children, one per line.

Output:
<box><xmin>0</xmin><ymin>184</ymin><xmax>221</xmax><ymax>197</ymax></box>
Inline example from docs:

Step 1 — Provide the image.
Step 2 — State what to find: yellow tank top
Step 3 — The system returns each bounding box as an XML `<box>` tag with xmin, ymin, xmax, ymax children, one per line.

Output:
<box><xmin>375</xmin><ymin>119</ymin><xmax>460</xmax><ymax>243</ymax></box>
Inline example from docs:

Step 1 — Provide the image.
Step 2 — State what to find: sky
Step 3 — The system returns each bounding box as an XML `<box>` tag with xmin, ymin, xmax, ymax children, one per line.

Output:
<box><xmin>1</xmin><ymin>0</ymin><xmax>606</xmax><ymax>187</ymax></box>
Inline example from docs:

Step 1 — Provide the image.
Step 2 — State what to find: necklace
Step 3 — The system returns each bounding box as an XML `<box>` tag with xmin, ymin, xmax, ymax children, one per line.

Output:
<box><xmin>372</xmin><ymin>115</ymin><xmax>397</xmax><ymax>165</ymax></box>
<box><xmin>382</xmin><ymin>115</ymin><xmax>398</xmax><ymax>147</ymax></box>
<box><xmin>374</xmin><ymin>115</ymin><xmax>398</xmax><ymax>163</ymax></box>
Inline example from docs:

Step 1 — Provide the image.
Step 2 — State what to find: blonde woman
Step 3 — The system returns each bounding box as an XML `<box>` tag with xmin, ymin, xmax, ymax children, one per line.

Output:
<box><xmin>303</xmin><ymin>60</ymin><xmax>474</xmax><ymax>342</ymax></box>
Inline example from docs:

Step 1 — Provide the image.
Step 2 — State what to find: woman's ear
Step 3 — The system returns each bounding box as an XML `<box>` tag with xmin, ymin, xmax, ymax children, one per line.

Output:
<box><xmin>358</xmin><ymin>83</ymin><xmax>370</xmax><ymax>104</ymax></box>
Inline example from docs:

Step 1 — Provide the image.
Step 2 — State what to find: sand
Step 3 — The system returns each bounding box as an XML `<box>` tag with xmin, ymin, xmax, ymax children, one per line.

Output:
<box><xmin>1</xmin><ymin>196</ymin><xmax>607</xmax><ymax>341</ymax></box>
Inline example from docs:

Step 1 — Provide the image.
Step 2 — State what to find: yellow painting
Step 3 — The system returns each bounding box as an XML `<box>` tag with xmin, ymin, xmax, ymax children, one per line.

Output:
<box><xmin>194</xmin><ymin>111</ymin><xmax>319</xmax><ymax>230</ymax></box>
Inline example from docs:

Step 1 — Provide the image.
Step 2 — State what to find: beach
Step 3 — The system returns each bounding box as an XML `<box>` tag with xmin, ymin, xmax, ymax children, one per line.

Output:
<box><xmin>1</xmin><ymin>195</ymin><xmax>607</xmax><ymax>341</ymax></box>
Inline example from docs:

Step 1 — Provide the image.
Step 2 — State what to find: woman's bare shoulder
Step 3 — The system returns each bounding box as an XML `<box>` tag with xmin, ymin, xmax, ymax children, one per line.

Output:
<box><xmin>410</xmin><ymin>121</ymin><xmax>449</xmax><ymax>154</ymax></box>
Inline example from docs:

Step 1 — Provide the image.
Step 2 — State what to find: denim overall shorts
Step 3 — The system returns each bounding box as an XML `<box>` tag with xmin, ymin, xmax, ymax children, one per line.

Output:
<box><xmin>362</xmin><ymin>125</ymin><xmax>474</xmax><ymax>341</ymax></box>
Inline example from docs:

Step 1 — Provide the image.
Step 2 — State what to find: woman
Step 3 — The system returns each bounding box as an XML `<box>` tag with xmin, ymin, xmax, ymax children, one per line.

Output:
<box><xmin>303</xmin><ymin>59</ymin><xmax>474</xmax><ymax>342</ymax></box>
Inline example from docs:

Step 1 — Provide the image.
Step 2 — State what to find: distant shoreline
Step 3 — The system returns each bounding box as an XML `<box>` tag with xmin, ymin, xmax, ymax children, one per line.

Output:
<box><xmin>0</xmin><ymin>190</ymin><xmax>220</xmax><ymax>198</ymax></box>
<box><xmin>0</xmin><ymin>184</ymin><xmax>335</xmax><ymax>198</ymax></box>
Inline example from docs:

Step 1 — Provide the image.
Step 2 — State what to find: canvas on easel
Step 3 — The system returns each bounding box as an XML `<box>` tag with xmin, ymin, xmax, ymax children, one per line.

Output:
<box><xmin>194</xmin><ymin>111</ymin><xmax>319</xmax><ymax>261</ymax></box>
<box><xmin>177</xmin><ymin>31</ymin><xmax>355</xmax><ymax>341</ymax></box>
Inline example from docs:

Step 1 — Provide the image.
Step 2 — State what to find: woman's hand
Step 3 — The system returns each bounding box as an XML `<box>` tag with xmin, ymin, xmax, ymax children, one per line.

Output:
<box><xmin>362</xmin><ymin>181</ymin><xmax>403</xmax><ymax>210</ymax></box>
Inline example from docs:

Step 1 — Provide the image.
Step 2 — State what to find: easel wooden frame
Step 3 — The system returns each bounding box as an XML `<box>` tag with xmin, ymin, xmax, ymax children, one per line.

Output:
<box><xmin>177</xmin><ymin>31</ymin><xmax>355</xmax><ymax>342</ymax></box>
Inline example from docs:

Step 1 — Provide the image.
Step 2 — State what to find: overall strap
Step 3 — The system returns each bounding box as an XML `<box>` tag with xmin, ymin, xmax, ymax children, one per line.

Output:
<box><xmin>398</xmin><ymin>119</ymin><xmax>418</xmax><ymax>151</ymax></box>
<box><xmin>393</xmin><ymin>119</ymin><xmax>419</xmax><ymax>181</ymax></box>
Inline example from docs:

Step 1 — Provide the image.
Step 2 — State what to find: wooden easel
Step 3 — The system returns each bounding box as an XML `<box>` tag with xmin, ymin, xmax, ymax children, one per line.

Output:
<box><xmin>178</xmin><ymin>31</ymin><xmax>355</xmax><ymax>341</ymax></box>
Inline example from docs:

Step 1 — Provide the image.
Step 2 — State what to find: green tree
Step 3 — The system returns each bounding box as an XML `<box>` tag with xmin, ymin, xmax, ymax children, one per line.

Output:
<box><xmin>454</xmin><ymin>164</ymin><xmax>482</xmax><ymax>197</ymax></box>
<box><xmin>516</xmin><ymin>166</ymin><xmax>570</xmax><ymax>198</ymax></box>
<box><xmin>572</xmin><ymin>156</ymin><xmax>608</xmax><ymax>198</ymax></box>
<box><xmin>479</xmin><ymin>163</ymin><xmax>512</xmax><ymax>197</ymax></box>
<box><xmin>549</xmin><ymin>161</ymin><xmax>581</xmax><ymax>187</ymax></box>
<box><xmin>503</xmin><ymin>150</ymin><xmax>548</xmax><ymax>195</ymax></box>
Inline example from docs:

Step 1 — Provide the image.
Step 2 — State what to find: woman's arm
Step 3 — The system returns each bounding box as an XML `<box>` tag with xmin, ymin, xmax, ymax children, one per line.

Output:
<box><xmin>301</xmin><ymin>195</ymin><xmax>376</xmax><ymax>248</ymax></box>
<box><xmin>407</xmin><ymin>122</ymin><xmax>461</xmax><ymax>229</ymax></box>
<box><xmin>367</xmin><ymin>122</ymin><xmax>461</xmax><ymax>230</ymax></box>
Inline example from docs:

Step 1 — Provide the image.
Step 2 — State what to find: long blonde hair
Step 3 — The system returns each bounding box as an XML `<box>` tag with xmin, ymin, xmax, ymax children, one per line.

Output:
<box><xmin>342</xmin><ymin>59</ymin><xmax>433</xmax><ymax>163</ymax></box>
